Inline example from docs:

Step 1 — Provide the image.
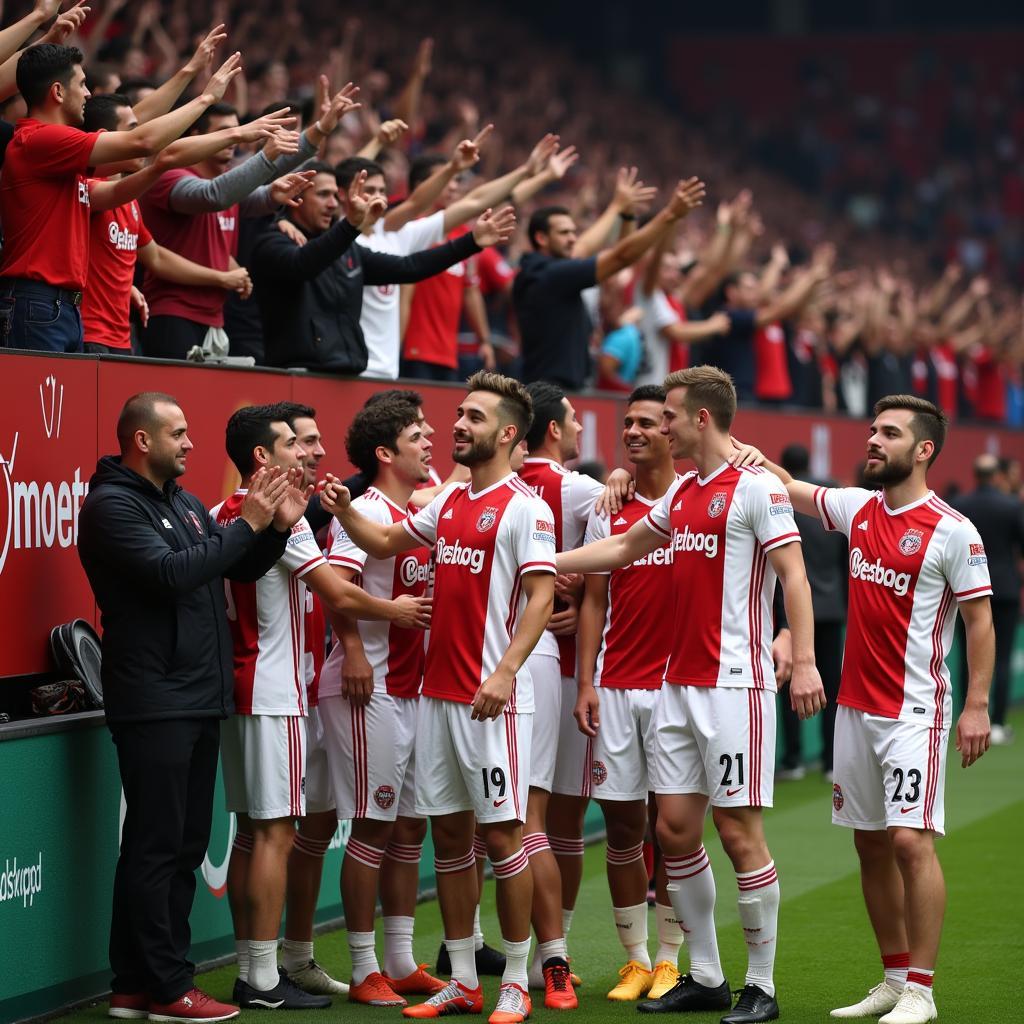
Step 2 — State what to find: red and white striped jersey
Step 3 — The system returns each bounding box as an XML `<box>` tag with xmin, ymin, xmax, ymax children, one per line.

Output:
<box><xmin>815</xmin><ymin>487</ymin><xmax>992</xmax><ymax>728</ymax></box>
<box><xmin>584</xmin><ymin>480</ymin><xmax>681</xmax><ymax>689</ymax></box>
<box><xmin>519</xmin><ymin>457</ymin><xmax>604</xmax><ymax>670</ymax></box>
<box><xmin>403</xmin><ymin>474</ymin><xmax>557</xmax><ymax>710</ymax></box>
<box><xmin>212</xmin><ymin>492</ymin><xmax>327</xmax><ymax>715</ymax></box>
<box><xmin>320</xmin><ymin>487</ymin><xmax>431</xmax><ymax>700</ymax></box>
<box><xmin>302</xmin><ymin>591</ymin><xmax>326</xmax><ymax>707</ymax></box>
<box><xmin>644</xmin><ymin>463</ymin><xmax>800</xmax><ymax>691</ymax></box>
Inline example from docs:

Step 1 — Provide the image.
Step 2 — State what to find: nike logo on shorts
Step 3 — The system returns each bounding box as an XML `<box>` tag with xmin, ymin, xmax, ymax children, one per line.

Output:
<box><xmin>493</xmin><ymin>799</ymin><xmax>507</xmax><ymax>807</ymax></box>
<box><xmin>900</xmin><ymin>805</ymin><xmax>919</xmax><ymax>814</ymax></box>
<box><xmin>726</xmin><ymin>787</ymin><xmax>743</xmax><ymax>797</ymax></box>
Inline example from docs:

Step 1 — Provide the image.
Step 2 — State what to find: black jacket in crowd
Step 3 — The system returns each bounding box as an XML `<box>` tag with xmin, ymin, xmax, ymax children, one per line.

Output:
<box><xmin>77</xmin><ymin>456</ymin><xmax>288</xmax><ymax>725</ymax></box>
<box><xmin>952</xmin><ymin>483</ymin><xmax>1024</xmax><ymax>603</ymax></box>
<box><xmin>250</xmin><ymin>215</ymin><xmax>481</xmax><ymax>374</ymax></box>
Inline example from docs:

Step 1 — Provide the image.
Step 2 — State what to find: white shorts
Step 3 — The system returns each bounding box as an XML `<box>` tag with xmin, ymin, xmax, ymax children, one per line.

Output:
<box><xmin>590</xmin><ymin>686</ymin><xmax>660</xmax><ymax>802</ymax></box>
<box><xmin>528</xmin><ymin>653</ymin><xmax>561</xmax><ymax>792</ymax></box>
<box><xmin>304</xmin><ymin>706</ymin><xmax>335</xmax><ymax>815</ymax></box>
<box><xmin>414</xmin><ymin>696</ymin><xmax>531</xmax><ymax>824</ymax></box>
<box><xmin>552</xmin><ymin>676</ymin><xmax>593</xmax><ymax>798</ymax></box>
<box><xmin>222</xmin><ymin>714</ymin><xmax>307</xmax><ymax>820</ymax></box>
<box><xmin>832</xmin><ymin>705</ymin><xmax>948</xmax><ymax>835</ymax></box>
<box><xmin>650</xmin><ymin>684</ymin><xmax>776</xmax><ymax>808</ymax></box>
<box><xmin>319</xmin><ymin>692</ymin><xmax>420</xmax><ymax>822</ymax></box>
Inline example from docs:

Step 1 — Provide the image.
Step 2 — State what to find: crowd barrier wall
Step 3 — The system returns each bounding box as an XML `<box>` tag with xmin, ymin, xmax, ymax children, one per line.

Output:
<box><xmin>3</xmin><ymin>350</ymin><xmax>1023</xmax><ymax>1023</ymax></box>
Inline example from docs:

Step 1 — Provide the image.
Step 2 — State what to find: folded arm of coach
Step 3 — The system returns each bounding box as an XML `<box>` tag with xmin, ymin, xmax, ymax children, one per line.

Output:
<box><xmin>77</xmin><ymin>456</ymin><xmax>289</xmax><ymax>723</ymax></box>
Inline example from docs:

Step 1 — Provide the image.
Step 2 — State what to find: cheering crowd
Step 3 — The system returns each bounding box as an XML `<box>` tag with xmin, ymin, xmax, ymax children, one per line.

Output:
<box><xmin>0</xmin><ymin>2</ymin><xmax>1022</xmax><ymax>424</ymax></box>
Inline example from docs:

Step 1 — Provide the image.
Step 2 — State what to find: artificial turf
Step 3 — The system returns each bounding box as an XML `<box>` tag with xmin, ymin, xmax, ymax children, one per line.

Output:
<box><xmin>65</xmin><ymin>708</ymin><xmax>1023</xmax><ymax>1024</ymax></box>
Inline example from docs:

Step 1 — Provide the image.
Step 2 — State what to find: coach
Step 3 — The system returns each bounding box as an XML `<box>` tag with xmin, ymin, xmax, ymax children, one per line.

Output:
<box><xmin>78</xmin><ymin>392</ymin><xmax>302</xmax><ymax>1022</ymax></box>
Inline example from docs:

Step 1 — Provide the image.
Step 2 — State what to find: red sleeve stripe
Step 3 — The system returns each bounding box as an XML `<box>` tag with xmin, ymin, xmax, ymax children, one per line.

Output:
<box><xmin>763</xmin><ymin>532</ymin><xmax>801</xmax><ymax>550</ymax></box>
<box><xmin>293</xmin><ymin>555</ymin><xmax>326</xmax><ymax>577</ymax></box>
<box><xmin>403</xmin><ymin>518</ymin><xmax>433</xmax><ymax>546</ymax></box>
<box><xmin>519</xmin><ymin>560</ymin><xmax>557</xmax><ymax>575</ymax></box>
<box><xmin>327</xmin><ymin>555</ymin><xmax>364</xmax><ymax>570</ymax></box>
<box><xmin>955</xmin><ymin>585</ymin><xmax>993</xmax><ymax>599</ymax></box>
<box><xmin>643</xmin><ymin>511</ymin><xmax>672</xmax><ymax>539</ymax></box>
<box><xmin>814</xmin><ymin>486</ymin><xmax>836</xmax><ymax>530</ymax></box>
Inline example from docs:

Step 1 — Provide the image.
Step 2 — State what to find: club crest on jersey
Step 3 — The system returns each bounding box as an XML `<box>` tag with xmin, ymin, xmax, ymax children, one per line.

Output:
<box><xmin>832</xmin><ymin>783</ymin><xmax>844</xmax><ymax>812</ymax></box>
<box><xmin>476</xmin><ymin>506</ymin><xmax>498</xmax><ymax>532</ymax></box>
<box><xmin>707</xmin><ymin>492</ymin><xmax>727</xmax><ymax>518</ymax></box>
<box><xmin>591</xmin><ymin>760</ymin><xmax>608</xmax><ymax>786</ymax></box>
<box><xmin>898</xmin><ymin>529</ymin><xmax>924</xmax><ymax>556</ymax></box>
<box><xmin>374</xmin><ymin>785</ymin><xmax>396</xmax><ymax>810</ymax></box>
<box><xmin>187</xmin><ymin>510</ymin><xmax>204</xmax><ymax>536</ymax></box>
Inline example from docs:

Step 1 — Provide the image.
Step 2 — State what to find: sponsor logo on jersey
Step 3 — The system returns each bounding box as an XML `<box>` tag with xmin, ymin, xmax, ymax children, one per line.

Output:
<box><xmin>673</xmin><ymin>524</ymin><xmax>719</xmax><ymax>559</ymax></box>
<box><xmin>161</xmin><ymin>518</ymin><xmax>172</xmax><ymax>529</ymax></box>
<box><xmin>476</xmin><ymin>506</ymin><xmax>498</xmax><ymax>532</ymax></box>
<box><xmin>399</xmin><ymin>554</ymin><xmax>430</xmax><ymax>587</ymax></box>
<box><xmin>533</xmin><ymin>517</ymin><xmax>556</xmax><ymax>542</ymax></box>
<box><xmin>217</xmin><ymin>213</ymin><xmax>236</xmax><ymax>232</ymax></box>
<box><xmin>77</xmin><ymin>180</ymin><xmax>90</xmax><ymax>206</ymax></box>
<box><xmin>769</xmin><ymin>492</ymin><xmax>794</xmax><ymax>516</ymax></box>
<box><xmin>591</xmin><ymin>760</ymin><xmax>608</xmax><ymax>786</ymax></box>
<box><xmin>107</xmin><ymin>220</ymin><xmax>139</xmax><ymax>252</ymax></box>
<box><xmin>436</xmin><ymin>537</ymin><xmax>486</xmax><ymax>574</ymax></box>
<box><xmin>707</xmin><ymin>491</ymin><xmax>727</xmax><ymax>518</ymax></box>
<box><xmin>849</xmin><ymin>547</ymin><xmax>912</xmax><ymax>596</ymax></box>
<box><xmin>898</xmin><ymin>529</ymin><xmax>923</xmax><ymax>556</ymax></box>
<box><xmin>632</xmin><ymin>544</ymin><xmax>673</xmax><ymax>567</ymax></box>
<box><xmin>832</xmin><ymin>783</ymin><xmax>844</xmax><ymax>812</ymax></box>
<box><xmin>374</xmin><ymin>785</ymin><xmax>396</xmax><ymax>810</ymax></box>
<box><xmin>187</xmin><ymin>510</ymin><xmax>205</xmax><ymax>536</ymax></box>
<box><xmin>968</xmin><ymin>542</ymin><xmax>988</xmax><ymax>566</ymax></box>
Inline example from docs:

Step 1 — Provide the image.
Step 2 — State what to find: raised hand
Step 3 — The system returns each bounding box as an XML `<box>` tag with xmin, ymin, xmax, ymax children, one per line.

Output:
<box><xmin>665</xmin><ymin>177</ymin><xmax>706</xmax><ymax>221</ymax></box>
<box><xmin>320</xmin><ymin>474</ymin><xmax>353</xmax><ymax>516</ymax></box>
<box><xmin>547</xmin><ymin>144</ymin><xmax>579</xmax><ymax>180</ymax></box>
<box><xmin>376</xmin><ymin>118</ymin><xmax>409</xmax><ymax>146</ymax></box>
<box><xmin>202</xmin><ymin>52</ymin><xmax>242</xmax><ymax>103</ymax></box>
<box><xmin>270</xmin><ymin>171</ymin><xmax>316</xmax><ymax>208</ymax></box>
<box><xmin>524</xmin><ymin>132</ymin><xmax>559</xmax><ymax>177</ymax></box>
<box><xmin>613</xmin><ymin>166</ymin><xmax>658</xmax><ymax>216</ymax></box>
<box><xmin>345</xmin><ymin>170</ymin><xmax>387</xmax><ymax>227</ymax></box>
<box><xmin>451</xmin><ymin>124</ymin><xmax>493</xmax><ymax>172</ymax></box>
<box><xmin>184</xmin><ymin>23</ymin><xmax>227</xmax><ymax>76</ymax></box>
<box><xmin>315</xmin><ymin>81</ymin><xmax>362</xmax><ymax>136</ymax></box>
<box><xmin>414</xmin><ymin>37</ymin><xmax>434</xmax><ymax>79</ymax></box>
<box><xmin>236</xmin><ymin>108</ymin><xmax>297</xmax><ymax>145</ymax></box>
<box><xmin>472</xmin><ymin>206</ymin><xmax>516</xmax><ymax>248</ymax></box>
<box><xmin>42</xmin><ymin>1</ymin><xmax>90</xmax><ymax>44</ymax></box>
<box><xmin>239</xmin><ymin>467</ymin><xmax>285</xmax><ymax>532</ymax></box>
<box><xmin>263</xmin><ymin>129</ymin><xmax>301</xmax><ymax>162</ymax></box>
<box><xmin>273</xmin><ymin>468</ymin><xmax>314</xmax><ymax>531</ymax></box>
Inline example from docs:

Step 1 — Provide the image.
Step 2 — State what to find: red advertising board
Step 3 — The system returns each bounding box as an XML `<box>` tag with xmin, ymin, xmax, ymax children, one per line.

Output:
<box><xmin>2</xmin><ymin>349</ymin><xmax>1023</xmax><ymax>678</ymax></box>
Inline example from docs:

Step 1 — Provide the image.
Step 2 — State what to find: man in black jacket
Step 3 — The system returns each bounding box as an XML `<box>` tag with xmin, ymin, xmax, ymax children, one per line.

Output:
<box><xmin>954</xmin><ymin>454</ymin><xmax>1024</xmax><ymax>744</ymax></box>
<box><xmin>78</xmin><ymin>392</ymin><xmax>303</xmax><ymax>1024</ymax></box>
<box><xmin>249</xmin><ymin>165</ymin><xmax>515</xmax><ymax>374</ymax></box>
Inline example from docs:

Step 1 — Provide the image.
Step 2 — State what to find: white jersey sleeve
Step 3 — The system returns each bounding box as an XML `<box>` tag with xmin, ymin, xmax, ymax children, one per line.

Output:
<box><xmin>566</xmin><ymin>473</ymin><xmax>606</xmax><ymax>544</ymax></box>
<box><xmin>327</xmin><ymin>497</ymin><xmax>391</xmax><ymax>573</ymax></box>
<box><xmin>583</xmin><ymin>506</ymin><xmax>611</xmax><ymax>575</ymax></box>
<box><xmin>403</xmin><ymin>482</ymin><xmax>463</xmax><ymax>548</ymax></box>
<box><xmin>281</xmin><ymin>517</ymin><xmax>328</xmax><ymax>578</ymax></box>
<box><xmin>643</xmin><ymin>475</ymin><xmax>686</xmax><ymax>540</ymax></box>
<box><xmin>942</xmin><ymin>520</ymin><xmax>994</xmax><ymax>602</ymax></box>
<box><xmin>741</xmin><ymin>471</ymin><xmax>802</xmax><ymax>551</ymax></box>
<box><xmin>510</xmin><ymin>494</ymin><xmax>558</xmax><ymax>576</ymax></box>
<box><xmin>394</xmin><ymin>210</ymin><xmax>446</xmax><ymax>253</ymax></box>
<box><xmin>814</xmin><ymin>485</ymin><xmax>875</xmax><ymax>537</ymax></box>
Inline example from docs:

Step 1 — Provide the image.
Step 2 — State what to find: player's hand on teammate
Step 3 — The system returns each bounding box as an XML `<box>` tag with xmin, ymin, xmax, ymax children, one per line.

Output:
<box><xmin>573</xmin><ymin>683</ymin><xmax>600</xmax><ymax>737</ymax></box>
<box><xmin>595</xmin><ymin>467</ymin><xmax>635</xmax><ymax>517</ymax></box>
<box><xmin>238</xmin><ymin>467</ymin><xmax>289</xmax><ymax>531</ymax></box>
<box><xmin>772</xmin><ymin>628</ymin><xmax>794</xmax><ymax>686</ymax></box>
<box><xmin>548</xmin><ymin>602</ymin><xmax>579</xmax><ymax>636</ymax></box>
<box><xmin>390</xmin><ymin>594</ymin><xmax>433</xmax><ymax>630</ymax></box>
<box><xmin>320</xmin><ymin>474</ymin><xmax>353</xmax><ymax>516</ymax></box>
<box><xmin>789</xmin><ymin>663</ymin><xmax>827</xmax><ymax>719</ymax></box>
<box><xmin>472</xmin><ymin>670</ymin><xmax>513</xmax><ymax>720</ymax></box>
<box><xmin>955</xmin><ymin>703</ymin><xmax>991</xmax><ymax>767</ymax></box>
<box><xmin>554</xmin><ymin>573</ymin><xmax>584</xmax><ymax>602</ymax></box>
<box><xmin>729</xmin><ymin>436</ymin><xmax>767</xmax><ymax>468</ymax></box>
<box><xmin>272</xmin><ymin>468</ymin><xmax>313</xmax><ymax>530</ymax></box>
<box><xmin>341</xmin><ymin>647</ymin><xmax>375</xmax><ymax>707</ymax></box>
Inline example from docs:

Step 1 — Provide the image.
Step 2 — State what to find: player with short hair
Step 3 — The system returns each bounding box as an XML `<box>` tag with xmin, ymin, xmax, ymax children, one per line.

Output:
<box><xmin>557</xmin><ymin>366</ymin><xmax>825</xmax><ymax>1024</ymax></box>
<box><xmin>321</xmin><ymin>372</ymin><xmax>556</xmax><ymax>1024</ymax></box>
<box><xmin>215</xmin><ymin>404</ymin><xmax>431</xmax><ymax>1010</ymax></box>
<box><xmin>753</xmin><ymin>395</ymin><xmax>994</xmax><ymax>1024</ymax></box>
<box><xmin>517</xmin><ymin>380</ymin><xmax>605</xmax><ymax>1007</ymax></box>
<box><xmin>318</xmin><ymin>398</ymin><xmax>443</xmax><ymax>1006</ymax></box>
<box><xmin>574</xmin><ymin>385</ymin><xmax>685</xmax><ymax>1002</ymax></box>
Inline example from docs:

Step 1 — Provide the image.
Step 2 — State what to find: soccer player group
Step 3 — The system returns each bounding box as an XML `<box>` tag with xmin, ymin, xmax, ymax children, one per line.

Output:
<box><xmin>206</xmin><ymin>366</ymin><xmax>994</xmax><ymax>1024</ymax></box>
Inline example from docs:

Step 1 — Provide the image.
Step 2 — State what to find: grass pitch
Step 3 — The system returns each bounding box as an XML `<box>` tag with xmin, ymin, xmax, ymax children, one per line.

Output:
<box><xmin>66</xmin><ymin>709</ymin><xmax>1022</xmax><ymax>1024</ymax></box>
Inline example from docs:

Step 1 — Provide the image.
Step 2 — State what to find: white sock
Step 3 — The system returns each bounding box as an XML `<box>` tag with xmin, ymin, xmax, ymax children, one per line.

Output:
<box><xmin>348</xmin><ymin>930</ymin><xmax>379</xmax><ymax>985</ymax></box>
<box><xmin>473</xmin><ymin>905</ymin><xmax>485</xmax><ymax>952</ymax></box>
<box><xmin>664</xmin><ymin>848</ymin><xmax>724</xmax><ymax>988</ymax></box>
<box><xmin>537</xmin><ymin>937</ymin><xmax>567</xmax><ymax>966</ymax></box>
<box><xmin>247</xmin><ymin>939</ymin><xmax>279</xmax><ymax>992</ymax></box>
<box><xmin>281</xmin><ymin>938</ymin><xmax>313</xmax><ymax>973</ymax></box>
<box><xmin>502</xmin><ymin>938</ymin><xmax>531</xmax><ymax>989</ymax></box>
<box><xmin>235</xmin><ymin>939</ymin><xmax>249</xmax><ymax>983</ymax></box>
<box><xmin>445</xmin><ymin>935</ymin><xmax>479</xmax><ymax>989</ymax></box>
<box><xmin>736</xmin><ymin>862</ymin><xmax>780</xmax><ymax>997</ymax></box>
<box><xmin>382</xmin><ymin>916</ymin><xmax>417</xmax><ymax>979</ymax></box>
<box><xmin>612</xmin><ymin>903</ymin><xmax>651</xmax><ymax>968</ymax></box>
<box><xmin>561</xmin><ymin>907</ymin><xmax>575</xmax><ymax>939</ymax></box>
<box><xmin>655</xmin><ymin>903</ymin><xmax>685</xmax><ymax>966</ymax></box>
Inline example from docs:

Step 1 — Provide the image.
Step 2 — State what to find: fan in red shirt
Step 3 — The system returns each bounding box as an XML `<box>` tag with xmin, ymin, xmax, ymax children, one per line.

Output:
<box><xmin>0</xmin><ymin>36</ymin><xmax>244</xmax><ymax>353</ymax></box>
